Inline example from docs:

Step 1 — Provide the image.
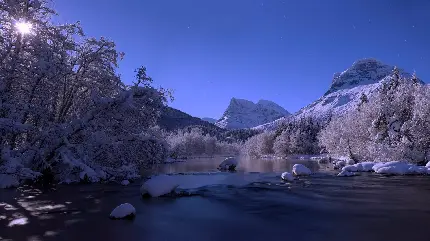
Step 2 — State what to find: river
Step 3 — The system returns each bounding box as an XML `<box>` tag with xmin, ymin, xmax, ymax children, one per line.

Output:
<box><xmin>1</xmin><ymin>157</ymin><xmax>430</xmax><ymax>241</ymax></box>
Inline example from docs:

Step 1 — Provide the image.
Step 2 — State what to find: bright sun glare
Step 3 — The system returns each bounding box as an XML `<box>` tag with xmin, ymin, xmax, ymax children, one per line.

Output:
<box><xmin>15</xmin><ymin>21</ymin><xmax>32</xmax><ymax>35</ymax></box>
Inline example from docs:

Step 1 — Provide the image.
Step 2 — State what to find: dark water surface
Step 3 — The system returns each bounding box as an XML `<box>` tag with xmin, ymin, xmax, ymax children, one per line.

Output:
<box><xmin>1</xmin><ymin>157</ymin><xmax>430</xmax><ymax>241</ymax></box>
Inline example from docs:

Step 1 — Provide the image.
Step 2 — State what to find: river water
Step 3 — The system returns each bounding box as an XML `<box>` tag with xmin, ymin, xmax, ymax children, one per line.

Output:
<box><xmin>1</xmin><ymin>157</ymin><xmax>430</xmax><ymax>241</ymax></box>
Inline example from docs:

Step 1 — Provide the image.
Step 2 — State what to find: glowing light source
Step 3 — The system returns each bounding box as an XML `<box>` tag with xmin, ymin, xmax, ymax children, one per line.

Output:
<box><xmin>15</xmin><ymin>21</ymin><xmax>32</xmax><ymax>35</ymax></box>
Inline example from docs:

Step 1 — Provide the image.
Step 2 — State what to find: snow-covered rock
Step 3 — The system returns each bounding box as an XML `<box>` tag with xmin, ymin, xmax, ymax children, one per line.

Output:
<box><xmin>218</xmin><ymin>157</ymin><xmax>238</xmax><ymax>171</ymax></box>
<box><xmin>372</xmin><ymin>162</ymin><xmax>385</xmax><ymax>172</ymax></box>
<box><xmin>140</xmin><ymin>175</ymin><xmax>179</xmax><ymax>197</ymax></box>
<box><xmin>335</xmin><ymin>156</ymin><xmax>355</xmax><ymax>164</ymax></box>
<box><xmin>292</xmin><ymin>164</ymin><xmax>312</xmax><ymax>176</ymax></box>
<box><xmin>426</xmin><ymin>161</ymin><xmax>430</xmax><ymax>168</ymax></box>
<box><xmin>121</xmin><ymin>180</ymin><xmax>130</xmax><ymax>186</ymax></box>
<box><xmin>334</xmin><ymin>160</ymin><xmax>346</xmax><ymax>169</ymax></box>
<box><xmin>215</xmin><ymin>98</ymin><xmax>290</xmax><ymax>129</ymax></box>
<box><xmin>281</xmin><ymin>172</ymin><xmax>294</xmax><ymax>181</ymax></box>
<box><xmin>407</xmin><ymin>165</ymin><xmax>428</xmax><ymax>175</ymax></box>
<box><xmin>354</xmin><ymin>163</ymin><xmax>364</xmax><ymax>172</ymax></box>
<box><xmin>341</xmin><ymin>162</ymin><xmax>376</xmax><ymax>173</ymax></box>
<box><xmin>373</xmin><ymin>161</ymin><xmax>429</xmax><ymax>175</ymax></box>
<box><xmin>360</xmin><ymin>162</ymin><xmax>375</xmax><ymax>172</ymax></box>
<box><xmin>346</xmin><ymin>159</ymin><xmax>355</xmax><ymax>165</ymax></box>
<box><xmin>338</xmin><ymin>170</ymin><xmax>355</xmax><ymax>177</ymax></box>
<box><xmin>342</xmin><ymin>165</ymin><xmax>358</xmax><ymax>172</ymax></box>
<box><xmin>0</xmin><ymin>174</ymin><xmax>19</xmax><ymax>189</ymax></box>
<box><xmin>374</xmin><ymin>161</ymin><xmax>410</xmax><ymax>175</ymax></box>
<box><xmin>109</xmin><ymin>203</ymin><xmax>136</xmax><ymax>219</ymax></box>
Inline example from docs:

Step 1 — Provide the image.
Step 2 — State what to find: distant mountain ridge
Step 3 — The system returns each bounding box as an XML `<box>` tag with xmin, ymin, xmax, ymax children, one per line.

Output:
<box><xmin>160</xmin><ymin>58</ymin><xmax>424</xmax><ymax>132</ymax></box>
<box><xmin>201</xmin><ymin>117</ymin><xmax>217</xmax><ymax>124</ymax></box>
<box><xmin>254</xmin><ymin>58</ymin><xmax>423</xmax><ymax>131</ymax></box>
<box><xmin>215</xmin><ymin>98</ymin><xmax>290</xmax><ymax>129</ymax></box>
<box><xmin>158</xmin><ymin>106</ymin><xmax>223</xmax><ymax>131</ymax></box>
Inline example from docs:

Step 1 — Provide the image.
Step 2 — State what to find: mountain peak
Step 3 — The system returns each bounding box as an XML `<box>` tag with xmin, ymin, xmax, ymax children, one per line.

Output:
<box><xmin>327</xmin><ymin>58</ymin><xmax>401</xmax><ymax>95</ymax></box>
<box><xmin>256</xmin><ymin>99</ymin><xmax>277</xmax><ymax>105</ymax></box>
<box><xmin>215</xmin><ymin>98</ymin><xmax>290</xmax><ymax>129</ymax></box>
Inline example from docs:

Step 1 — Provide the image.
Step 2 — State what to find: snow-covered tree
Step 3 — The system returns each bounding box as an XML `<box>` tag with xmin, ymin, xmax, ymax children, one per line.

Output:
<box><xmin>241</xmin><ymin>131</ymin><xmax>276</xmax><ymax>158</ymax></box>
<box><xmin>166</xmin><ymin>127</ymin><xmax>240</xmax><ymax>158</ymax></box>
<box><xmin>319</xmin><ymin>73</ymin><xmax>430</xmax><ymax>163</ymax></box>
<box><xmin>273</xmin><ymin>117</ymin><xmax>322</xmax><ymax>156</ymax></box>
<box><xmin>0</xmin><ymin>0</ymin><xmax>171</xmax><ymax>184</ymax></box>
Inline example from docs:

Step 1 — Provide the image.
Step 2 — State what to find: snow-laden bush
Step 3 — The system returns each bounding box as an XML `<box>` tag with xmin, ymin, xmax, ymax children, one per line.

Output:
<box><xmin>319</xmin><ymin>72</ymin><xmax>430</xmax><ymax>163</ymax></box>
<box><xmin>166</xmin><ymin>127</ymin><xmax>240</xmax><ymax>158</ymax></box>
<box><xmin>0</xmin><ymin>1</ymin><xmax>171</xmax><ymax>186</ymax></box>
<box><xmin>242</xmin><ymin>131</ymin><xmax>276</xmax><ymax>158</ymax></box>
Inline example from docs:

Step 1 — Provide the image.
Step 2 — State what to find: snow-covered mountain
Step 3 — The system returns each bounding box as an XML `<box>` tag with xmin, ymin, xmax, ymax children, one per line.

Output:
<box><xmin>254</xmin><ymin>58</ymin><xmax>419</xmax><ymax>131</ymax></box>
<box><xmin>215</xmin><ymin>98</ymin><xmax>290</xmax><ymax>129</ymax></box>
<box><xmin>201</xmin><ymin>117</ymin><xmax>217</xmax><ymax>124</ymax></box>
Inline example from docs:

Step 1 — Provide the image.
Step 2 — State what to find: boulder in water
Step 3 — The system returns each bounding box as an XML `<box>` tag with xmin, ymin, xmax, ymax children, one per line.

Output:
<box><xmin>281</xmin><ymin>172</ymin><xmax>294</xmax><ymax>181</ymax></box>
<box><xmin>342</xmin><ymin>165</ymin><xmax>358</xmax><ymax>172</ymax></box>
<box><xmin>334</xmin><ymin>160</ymin><xmax>346</xmax><ymax>169</ymax></box>
<box><xmin>218</xmin><ymin>157</ymin><xmax>238</xmax><ymax>171</ymax></box>
<box><xmin>140</xmin><ymin>175</ymin><xmax>179</xmax><ymax>197</ymax></box>
<box><xmin>109</xmin><ymin>203</ymin><xmax>136</xmax><ymax>220</ymax></box>
<box><xmin>338</xmin><ymin>170</ymin><xmax>355</xmax><ymax>177</ymax></box>
<box><xmin>292</xmin><ymin>164</ymin><xmax>312</xmax><ymax>176</ymax></box>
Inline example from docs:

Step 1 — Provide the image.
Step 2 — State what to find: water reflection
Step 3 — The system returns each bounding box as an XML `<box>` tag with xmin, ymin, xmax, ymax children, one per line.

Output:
<box><xmin>143</xmin><ymin>156</ymin><xmax>328</xmax><ymax>176</ymax></box>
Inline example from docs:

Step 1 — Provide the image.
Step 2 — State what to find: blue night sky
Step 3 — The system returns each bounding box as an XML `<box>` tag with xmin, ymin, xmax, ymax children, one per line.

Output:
<box><xmin>54</xmin><ymin>0</ymin><xmax>430</xmax><ymax>119</ymax></box>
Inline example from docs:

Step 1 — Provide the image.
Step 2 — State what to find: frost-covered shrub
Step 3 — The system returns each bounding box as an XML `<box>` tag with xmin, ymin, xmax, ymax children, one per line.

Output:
<box><xmin>272</xmin><ymin>117</ymin><xmax>323</xmax><ymax>156</ymax></box>
<box><xmin>319</xmin><ymin>73</ymin><xmax>430</xmax><ymax>163</ymax></box>
<box><xmin>242</xmin><ymin>131</ymin><xmax>276</xmax><ymax>158</ymax></box>
<box><xmin>166</xmin><ymin>127</ymin><xmax>240</xmax><ymax>157</ymax></box>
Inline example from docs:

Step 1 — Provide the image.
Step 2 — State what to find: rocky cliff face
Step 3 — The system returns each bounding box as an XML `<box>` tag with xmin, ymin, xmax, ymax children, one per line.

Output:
<box><xmin>215</xmin><ymin>98</ymin><xmax>290</xmax><ymax>129</ymax></box>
